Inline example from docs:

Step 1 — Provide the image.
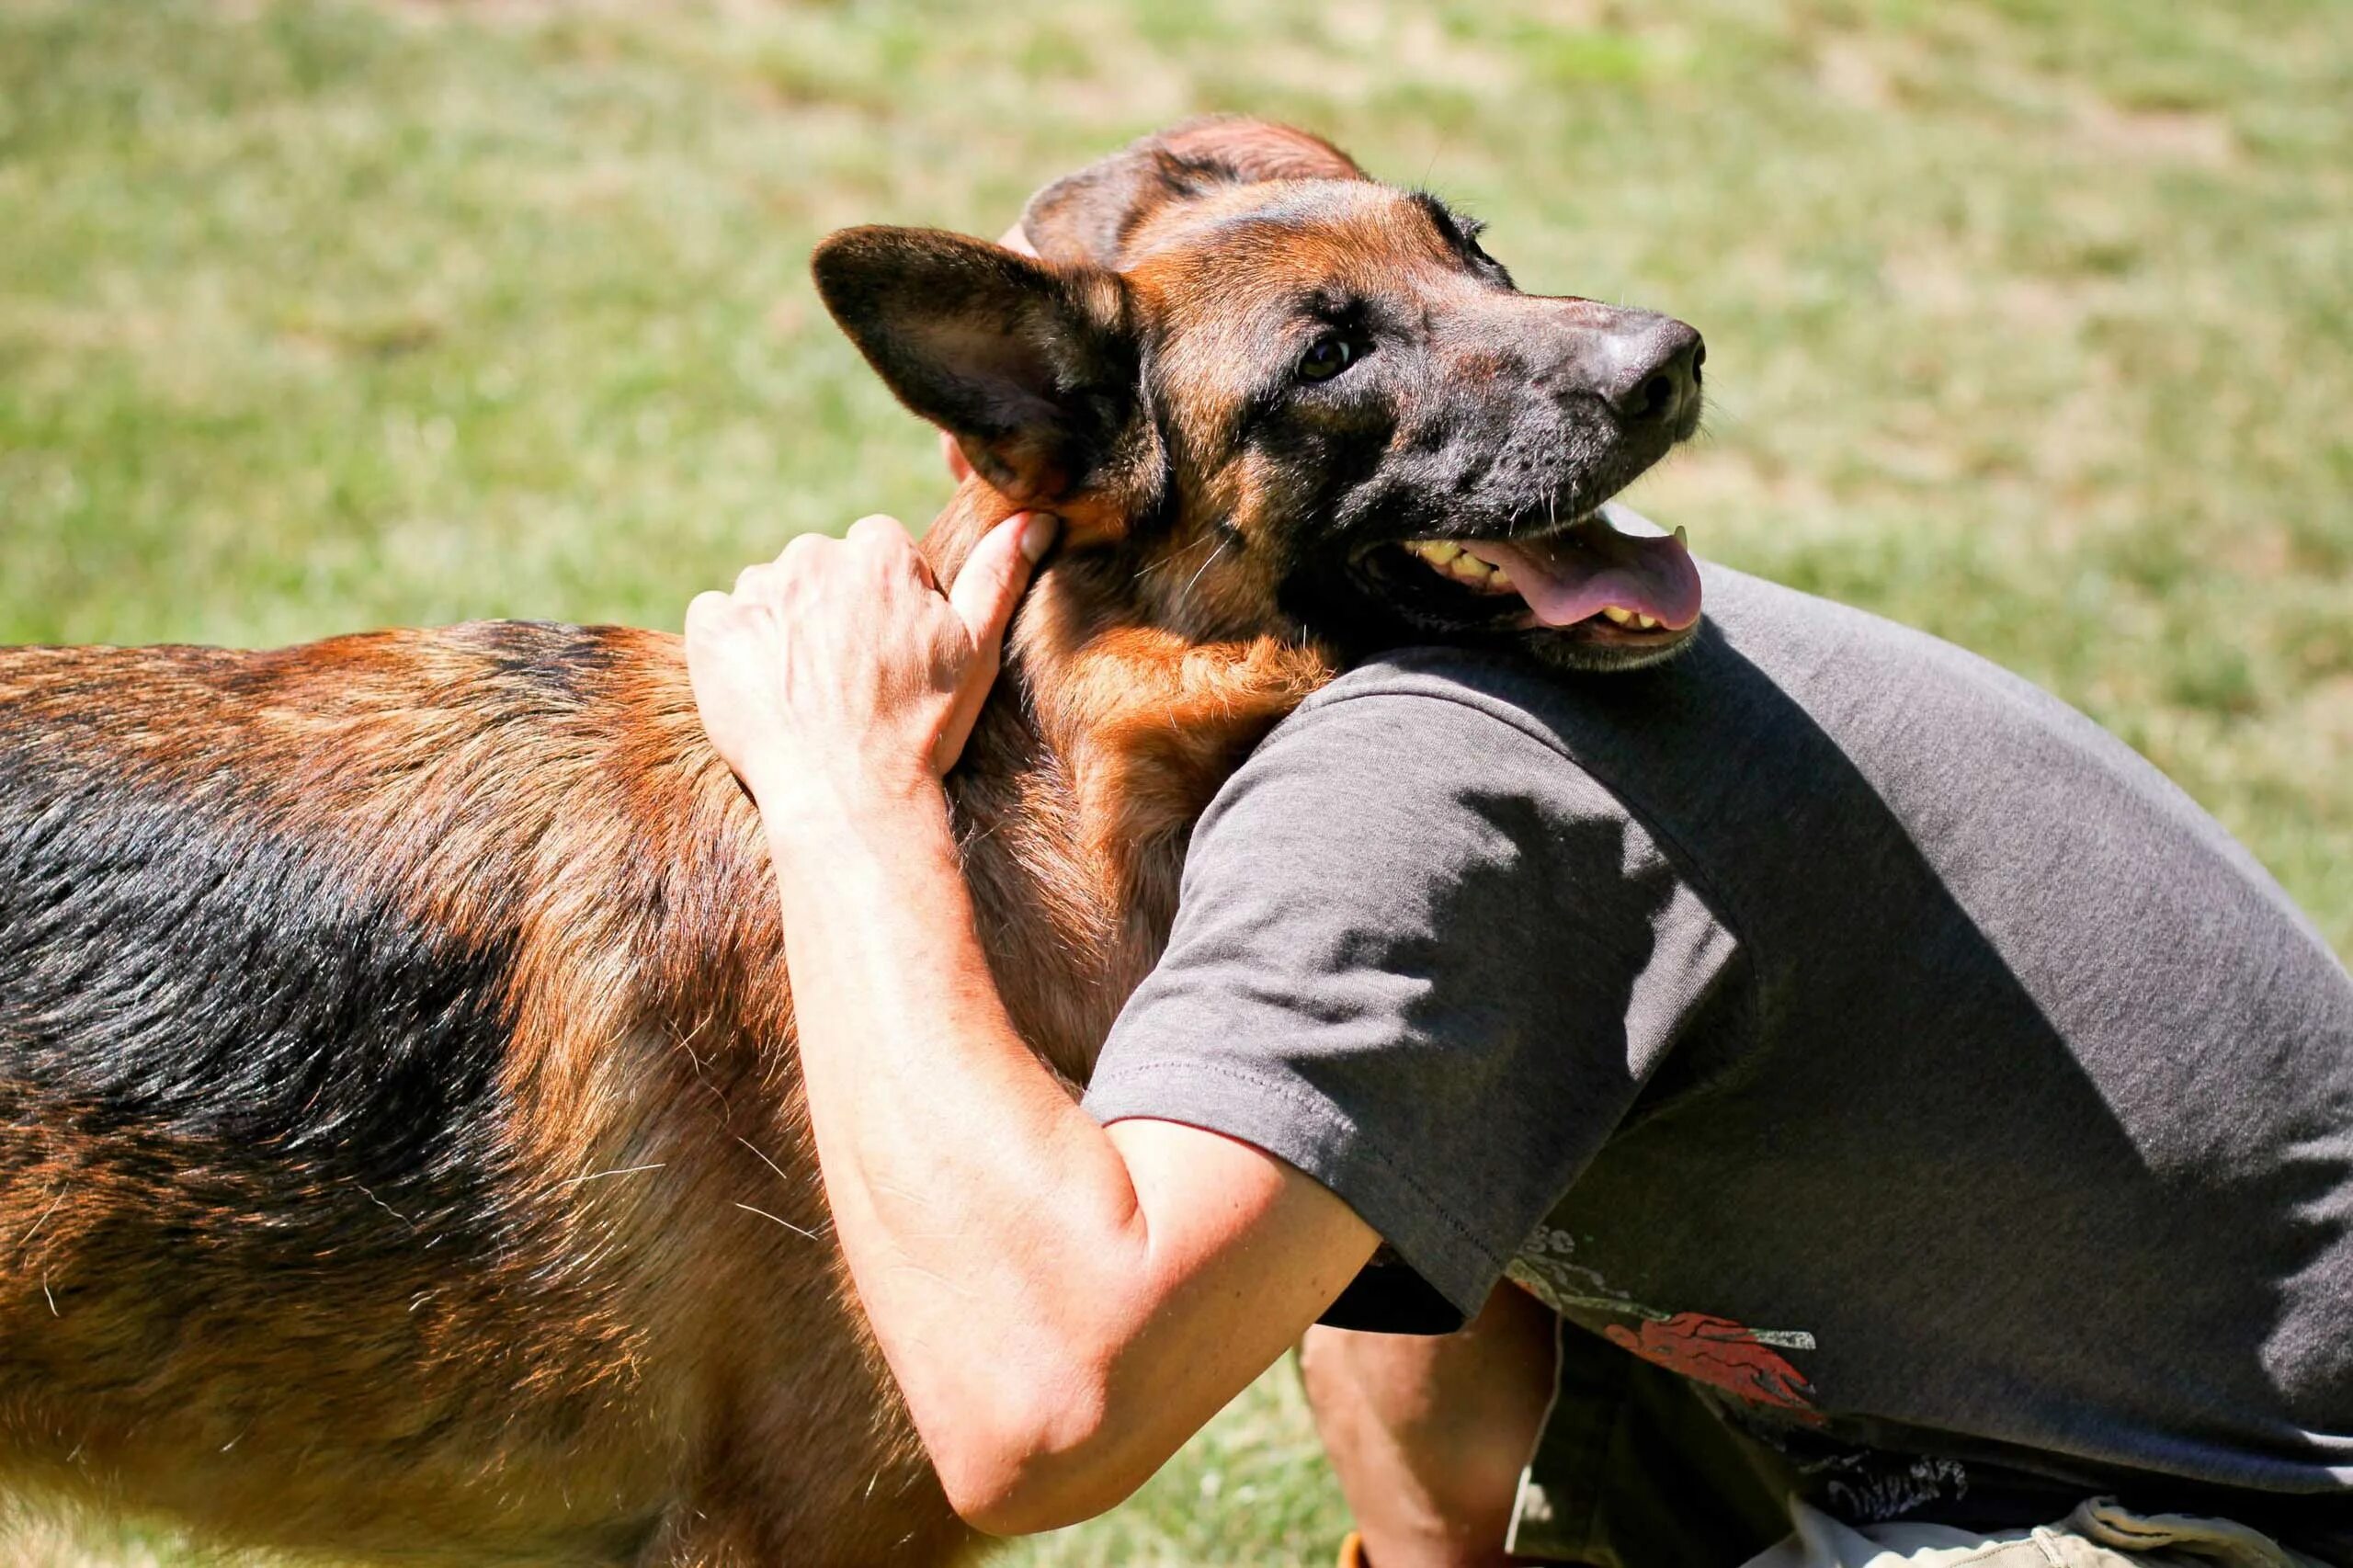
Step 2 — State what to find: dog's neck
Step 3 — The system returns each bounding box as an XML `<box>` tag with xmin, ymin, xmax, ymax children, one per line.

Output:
<box><xmin>918</xmin><ymin>480</ymin><xmax>1330</xmax><ymax>1085</ymax></box>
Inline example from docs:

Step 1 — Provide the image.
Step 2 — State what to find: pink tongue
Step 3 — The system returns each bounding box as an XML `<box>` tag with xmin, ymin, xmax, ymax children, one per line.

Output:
<box><xmin>1472</xmin><ymin>525</ymin><xmax>1704</xmax><ymax>631</ymax></box>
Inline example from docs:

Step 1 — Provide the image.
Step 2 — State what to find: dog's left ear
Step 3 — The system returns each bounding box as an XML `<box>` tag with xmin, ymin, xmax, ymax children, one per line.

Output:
<box><xmin>813</xmin><ymin>226</ymin><xmax>1140</xmax><ymax>509</ymax></box>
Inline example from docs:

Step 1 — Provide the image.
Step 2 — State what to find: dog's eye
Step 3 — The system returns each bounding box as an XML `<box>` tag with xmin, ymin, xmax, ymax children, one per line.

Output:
<box><xmin>1297</xmin><ymin>335</ymin><xmax>1358</xmax><ymax>383</ymax></box>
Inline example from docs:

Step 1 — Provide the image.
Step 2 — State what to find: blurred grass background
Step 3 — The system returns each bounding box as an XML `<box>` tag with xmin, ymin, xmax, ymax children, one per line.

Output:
<box><xmin>3</xmin><ymin>0</ymin><xmax>2347</xmax><ymax>1562</ymax></box>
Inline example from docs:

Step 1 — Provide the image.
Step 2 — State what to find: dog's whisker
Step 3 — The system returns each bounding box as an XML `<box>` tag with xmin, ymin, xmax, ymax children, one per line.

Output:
<box><xmin>735</xmin><ymin>1136</ymin><xmax>798</xmax><ymax>1192</ymax></box>
<box><xmin>1177</xmin><ymin>533</ymin><xmax>1234</xmax><ymax>607</ymax></box>
<box><xmin>558</xmin><ymin>1162</ymin><xmax>666</xmax><ymax>1187</ymax></box>
<box><xmin>17</xmin><ymin>1186</ymin><xmax>67</xmax><ymax>1253</ymax></box>
<box><xmin>349</xmin><ymin>1181</ymin><xmax>417</xmax><ymax>1230</ymax></box>
<box><xmin>1133</xmin><ymin>529</ymin><xmax>1222</xmax><ymax>587</ymax></box>
<box><xmin>733</xmin><ymin>1201</ymin><xmax>824</xmax><ymax>1244</ymax></box>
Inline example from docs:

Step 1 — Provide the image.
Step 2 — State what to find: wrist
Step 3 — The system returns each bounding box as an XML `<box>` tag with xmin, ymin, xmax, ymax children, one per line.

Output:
<box><xmin>745</xmin><ymin>739</ymin><xmax>935</xmax><ymax>826</ymax></box>
<box><xmin>756</xmin><ymin>766</ymin><xmax>954</xmax><ymax>883</ymax></box>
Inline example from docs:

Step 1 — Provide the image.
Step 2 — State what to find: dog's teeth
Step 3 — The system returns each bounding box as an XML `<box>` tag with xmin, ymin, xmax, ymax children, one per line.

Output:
<box><xmin>1600</xmin><ymin>606</ymin><xmax>1634</xmax><ymax>626</ymax></box>
<box><xmin>1634</xmin><ymin>613</ymin><xmax>1661</xmax><ymax>630</ymax></box>
<box><xmin>1406</xmin><ymin>538</ymin><xmax>1523</xmax><ymax>593</ymax></box>
<box><xmin>1674</xmin><ymin>526</ymin><xmax>1688</xmax><ymax>547</ymax></box>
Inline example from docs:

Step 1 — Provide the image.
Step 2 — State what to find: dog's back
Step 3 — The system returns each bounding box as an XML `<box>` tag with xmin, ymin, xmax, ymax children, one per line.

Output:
<box><xmin>0</xmin><ymin>628</ymin><xmax>965</xmax><ymax>1565</ymax></box>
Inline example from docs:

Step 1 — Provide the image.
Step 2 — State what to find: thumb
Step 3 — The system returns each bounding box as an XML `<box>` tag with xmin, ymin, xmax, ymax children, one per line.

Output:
<box><xmin>930</xmin><ymin>512</ymin><xmax>1055</xmax><ymax>777</ymax></box>
<box><xmin>949</xmin><ymin>511</ymin><xmax>1057</xmax><ymax>653</ymax></box>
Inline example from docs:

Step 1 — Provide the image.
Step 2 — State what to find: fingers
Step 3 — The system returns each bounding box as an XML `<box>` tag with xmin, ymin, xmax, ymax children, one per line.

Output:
<box><xmin>706</xmin><ymin>505</ymin><xmax>1037</xmax><ymax>658</ymax></box>
<box><xmin>845</xmin><ymin>513</ymin><xmax>907</xmax><ymax>547</ymax></box>
<box><xmin>689</xmin><ymin>507</ymin><xmax>1052</xmax><ymax>788</ymax></box>
<box><xmin>725</xmin><ymin>520</ymin><xmax>919</xmax><ymax>610</ymax></box>
<box><xmin>734</xmin><ymin>533</ymin><xmax>824</xmax><ymax>601</ymax></box>
<box><xmin>685</xmin><ymin>589</ymin><xmax>734</xmax><ymax>642</ymax></box>
<box><xmin>846</xmin><ymin>512</ymin><xmax>938</xmax><ymax>591</ymax></box>
<box><xmin>949</xmin><ymin>512</ymin><xmax>1058</xmax><ymax>653</ymax></box>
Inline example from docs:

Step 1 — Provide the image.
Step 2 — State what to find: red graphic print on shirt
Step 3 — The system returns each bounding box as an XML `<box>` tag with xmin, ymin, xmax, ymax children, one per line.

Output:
<box><xmin>1603</xmin><ymin>1312</ymin><xmax>1822</xmax><ymax>1419</ymax></box>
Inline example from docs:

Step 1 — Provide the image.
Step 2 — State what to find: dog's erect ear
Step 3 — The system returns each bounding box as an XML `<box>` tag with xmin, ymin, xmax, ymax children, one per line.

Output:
<box><xmin>1021</xmin><ymin>116</ymin><xmax>1367</xmax><ymax>269</ymax></box>
<box><xmin>813</xmin><ymin>227</ymin><xmax>1140</xmax><ymax>508</ymax></box>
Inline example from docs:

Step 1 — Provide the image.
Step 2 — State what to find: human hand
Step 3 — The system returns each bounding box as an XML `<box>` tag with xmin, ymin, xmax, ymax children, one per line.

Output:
<box><xmin>686</xmin><ymin>510</ymin><xmax>1057</xmax><ymax>823</ymax></box>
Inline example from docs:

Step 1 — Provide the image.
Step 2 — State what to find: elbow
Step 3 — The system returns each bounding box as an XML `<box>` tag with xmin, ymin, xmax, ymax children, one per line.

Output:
<box><xmin>943</xmin><ymin>1453</ymin><xmax>1147</xmax><ymax>1539</ymax></box>
<box><xmin>927</xmin><ymin>1383</ymin><xmax>1154</xmax><ymax>1537</ymax></box>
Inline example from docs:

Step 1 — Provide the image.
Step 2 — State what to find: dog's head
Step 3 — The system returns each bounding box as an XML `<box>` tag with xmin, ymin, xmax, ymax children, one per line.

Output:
<box><xmin>813</xmin><ymin>117</ymin><xmax>1703</xmax><ymax>678</ymax></box>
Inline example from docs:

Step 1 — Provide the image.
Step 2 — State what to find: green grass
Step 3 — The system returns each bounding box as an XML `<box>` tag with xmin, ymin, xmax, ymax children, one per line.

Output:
<box><xmin>2</xmin><ymin>1</ymin><xmax>2347</xmax><ymax>1563</ymax></box>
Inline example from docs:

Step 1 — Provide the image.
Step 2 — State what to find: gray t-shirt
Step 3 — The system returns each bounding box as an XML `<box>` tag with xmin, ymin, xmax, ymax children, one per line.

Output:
<box><xmin>1082</xmin><ymin>562</ymin><xmax>2353</xmax><ymax>1543</ymax></box>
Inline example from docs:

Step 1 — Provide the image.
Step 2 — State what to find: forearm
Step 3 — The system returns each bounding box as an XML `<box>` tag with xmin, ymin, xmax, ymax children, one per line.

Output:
<box><xmin>688</xmin><ymin>512</ymin><xmax>1375</xmax><ymax>1531</ymax></box>
<box><xmin>762</xmin><ymin>778</ymin><xmax>1157</xmax><ymax>1522</ymax></box>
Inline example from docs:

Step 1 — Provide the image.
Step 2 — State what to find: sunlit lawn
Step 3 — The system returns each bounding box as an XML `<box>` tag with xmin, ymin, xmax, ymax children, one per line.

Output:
<box><xmin>3</xmin><ymin>0</ymin><xmax>2347</xmax><ymax>1562</ymax></box>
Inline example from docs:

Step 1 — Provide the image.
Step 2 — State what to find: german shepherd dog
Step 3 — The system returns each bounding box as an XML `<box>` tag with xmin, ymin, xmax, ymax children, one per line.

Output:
<box><xmin>0</xmin><ymin>119</ymin><xmax>1702</xmax><ymax>1565</ymax></box>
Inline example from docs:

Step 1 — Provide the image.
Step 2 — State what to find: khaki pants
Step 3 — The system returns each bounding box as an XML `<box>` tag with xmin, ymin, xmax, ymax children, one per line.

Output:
<box><xmin>1744</xmin><ymin>1497</ymin><xmax>2329</xmax><ymax>1568</ymax></box>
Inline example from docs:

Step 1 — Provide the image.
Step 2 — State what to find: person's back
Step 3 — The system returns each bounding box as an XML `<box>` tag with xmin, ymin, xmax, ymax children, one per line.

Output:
<box><xmin>1086</xmin><ymin>557</ymin><xmax>2353</xmax><ymax>1561</ymax></box>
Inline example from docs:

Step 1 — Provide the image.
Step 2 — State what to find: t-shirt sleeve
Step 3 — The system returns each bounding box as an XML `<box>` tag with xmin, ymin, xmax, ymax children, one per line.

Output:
<box><xmin>1081</xmin><ymin>681</ymin><xmax>1745</xmax><ymax>1330</ymax></box>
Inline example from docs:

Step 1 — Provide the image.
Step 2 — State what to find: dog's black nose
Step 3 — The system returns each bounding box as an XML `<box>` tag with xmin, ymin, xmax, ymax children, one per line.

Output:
<box><xmin>1599</xmin><ymin>316</ymin><xmax>1704</xmax><ymax>433</ymax></box>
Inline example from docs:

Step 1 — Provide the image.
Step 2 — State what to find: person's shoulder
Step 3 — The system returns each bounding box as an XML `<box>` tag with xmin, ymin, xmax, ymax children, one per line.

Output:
<box><xmin>1202</xmin><ymin>646</ymin><xmax>1631</xmax><ymax>852</ymax></box>
<box><xmin>1278</xmin><ymin>646</ymin><xmax>1584</xmax><ymax>757</ymax></box>
<box><xmin>1287</xmin><ymin>564</ymin><xmax>1836</xmax><ymax>736</ymax></box>
<box><xmin>1231</xmin><ymin>556</ymin><xmax>1901</xmax><ymax>818</ymax></box>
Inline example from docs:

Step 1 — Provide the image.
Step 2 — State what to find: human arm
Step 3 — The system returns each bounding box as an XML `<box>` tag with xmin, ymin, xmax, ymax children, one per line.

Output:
<box><xmin>684</xmin><ymin>515</ymin><xmax>1380</xmax><ymax>1533</ymax></box>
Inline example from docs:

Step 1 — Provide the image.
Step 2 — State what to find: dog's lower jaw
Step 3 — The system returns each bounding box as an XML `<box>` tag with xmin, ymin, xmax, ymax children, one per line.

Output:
<box><xmin>1512</xmin><ymin>619</ymin><xmax>1705</xmax><ymax>675</ymax></box>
